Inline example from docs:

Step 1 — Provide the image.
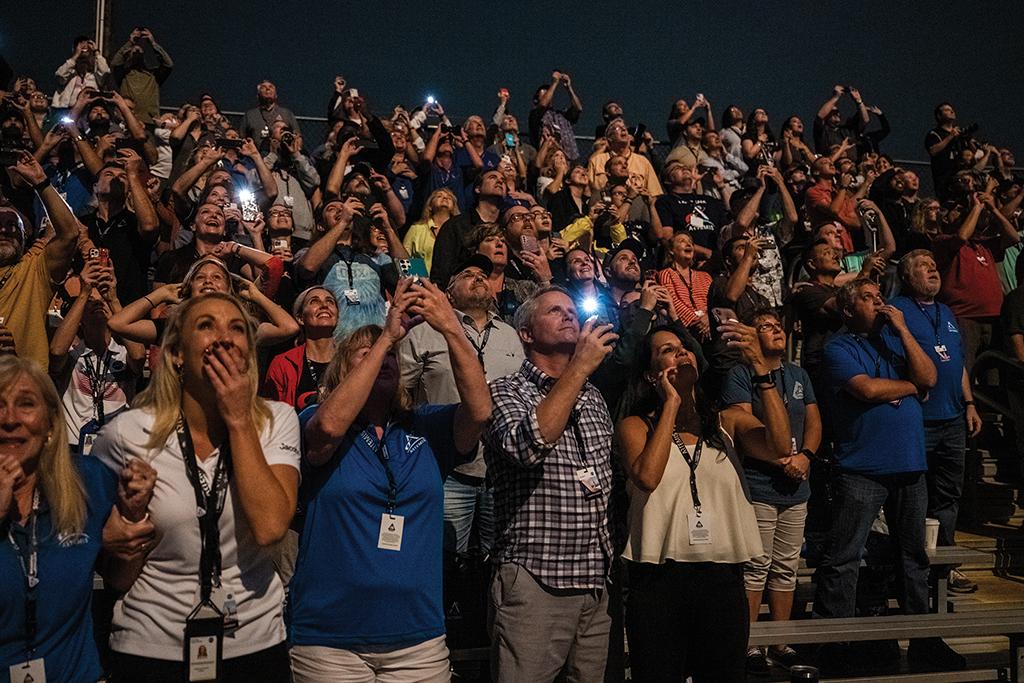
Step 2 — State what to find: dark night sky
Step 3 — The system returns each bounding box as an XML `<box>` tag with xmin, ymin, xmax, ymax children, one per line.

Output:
<box><xmin>5</xmin><ymin>1</ymin><xmax>1022</xmax><ymax>163</ymax></box>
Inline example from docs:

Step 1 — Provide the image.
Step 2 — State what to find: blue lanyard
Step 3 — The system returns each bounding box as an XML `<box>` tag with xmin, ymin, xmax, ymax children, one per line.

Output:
<box><xmin>360</xmin><ymin>428</ymin><xmax>398</xmax><ymax>513</ymax></box>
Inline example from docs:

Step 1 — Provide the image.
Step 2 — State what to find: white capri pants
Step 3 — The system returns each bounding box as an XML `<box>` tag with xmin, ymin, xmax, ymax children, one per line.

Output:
<box><xmin>290</xmin><ymin>635</ymin><xmax>451</xmax><ymax>682</ymax></box>
<box><xmin>744</xmin><ymin>501</ymin><xmax>808</xmax><ymax>592</ymax></box>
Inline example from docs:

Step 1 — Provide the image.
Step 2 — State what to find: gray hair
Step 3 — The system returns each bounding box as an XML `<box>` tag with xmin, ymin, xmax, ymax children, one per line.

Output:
<box><xmin>835</xmin><ymin>278</ymin><xmax>878</xmax><ymax>316</ymax></box>
<box><xmin>513</xmin><ymin>285</ymin><xmax>572</xmax><ymax>335</ymax></box>
<box><xmin>898</xmin><ymin>249</ymin><xmax>935</xmax><ymax>283</ymax></box>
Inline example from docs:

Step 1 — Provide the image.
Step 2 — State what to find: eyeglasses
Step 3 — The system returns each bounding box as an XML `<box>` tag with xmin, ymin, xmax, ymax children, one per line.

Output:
<box><xmin>530</xmin><ymin>210</ymin><xmax>552</xmax><ymax>219</ymax></box>
<box><xmin>268</xmin><ymin>209</ymin><xmax>292</xmax><ymax>217</ymax></box>
<box><xmin>506</xmin><ymin>214</ymin><xmax>531</xmax><ymax>224</ymax></box>
<box><xmin>756</xmin><ymin>322</ymin><xmax>784</xmax><ymax>333</ymax></box>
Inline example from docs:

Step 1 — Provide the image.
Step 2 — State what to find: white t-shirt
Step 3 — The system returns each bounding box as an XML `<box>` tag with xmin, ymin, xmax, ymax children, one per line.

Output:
<box><xmin>59</xmin><ymin>339</ymin><xmax>135</xmax><ymax>447</ymax></box>
<box><xmin>93</xmin><ymin>401</ymin><xmax>301</xmax><ymax>660</ymax></box>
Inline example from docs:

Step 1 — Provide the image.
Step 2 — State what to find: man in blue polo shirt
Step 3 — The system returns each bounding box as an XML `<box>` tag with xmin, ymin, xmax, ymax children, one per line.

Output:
<box><xmin>814</xmin><ymin>279</ymin><xmax>964</xmax><ymax>670</ymax></box>
<box><xmin>889</xmin><ymin>250</ymin><xmax>983</xmax><ymax>594</ymax></box>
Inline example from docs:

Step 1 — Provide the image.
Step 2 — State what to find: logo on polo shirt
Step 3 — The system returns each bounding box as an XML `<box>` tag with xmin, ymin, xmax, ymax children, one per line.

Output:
<box><xmin>793</xmin><ymin>382</ymin><xmax>804</xmax><ymax>400</ymax></box>
<box><xmin>406</xmin><ymin>435</ymin><xmax>426</xmax><ymax>453</ymax></box>
<box><xmin>58</xmin><ymin>531</ymin><xmax>90</xmax><ymax>547</ymax></box>
<box><xmin>948</xmin><ymin>321</ymin><xmax>958</xmax><ymax>333</ymax></box>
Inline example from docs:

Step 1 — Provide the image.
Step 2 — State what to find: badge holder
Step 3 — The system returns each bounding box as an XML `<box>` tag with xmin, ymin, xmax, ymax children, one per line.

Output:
<box><xmin>576</xmin><ymin>467</ymin><xmax>602</xmax><ymax>500</ymax></box>
<box><xmin>8</xmin><ymin>658</ymin><xmax>45</xmax><ymax>683</ymax></box>
<box><xmin>184</xmin><ymin>601</ymin><xmax>224</xmax><ymax>682</ymax></box>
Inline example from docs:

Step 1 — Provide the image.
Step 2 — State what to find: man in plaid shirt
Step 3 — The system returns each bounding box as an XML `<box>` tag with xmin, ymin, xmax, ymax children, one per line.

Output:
<box><xmin>484</xmin><ymin>286</ymin><xmax>618</xmax><ymax>682</ymax></box>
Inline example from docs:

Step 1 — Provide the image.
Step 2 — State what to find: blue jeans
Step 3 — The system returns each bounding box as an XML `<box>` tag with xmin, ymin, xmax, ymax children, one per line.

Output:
<box><xmin>924</xmin><ymin>417</ymin><xmax>966</xmax><ymax>547</ymax></box>
<box><xmin>443</xmin><ymin>474</ymin><xmax>494</xmax><ymax>557</ymax></box>
<box><xmin>813</xmin><ymin>471</ymin><xmax>929</xmax><ymax>619</ymax></box>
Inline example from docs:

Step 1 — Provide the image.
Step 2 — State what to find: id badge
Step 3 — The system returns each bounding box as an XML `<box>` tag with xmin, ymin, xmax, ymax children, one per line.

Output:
<box><xmin>688</xmin><ymin>511</ymin><xmax>713</xmax><ymax>545</ymax></box>
<box><xmin>934</xmin><ymin>344</ymin><xmax>951</xmax><ymax>362</ymax></box>
<box><xmin>210</xmin><ymin>585</ymin><xmax>240</xmax><ymax>637</ymax></box>
<box><xmin>79</xmin><ymin>420</ymin><xmax>101</xmax><ymax>455</ymax></box>
<box><xmin>184</xmin><ymin>603</ymin><xmax>224</xmax><ymax>682</ymax></box>
<box><xmin>576</xmin><ymin>467</ymin><xmax>602</xmax><ymax>500</ymax></box>
<box><xmin>344</xmin><ymin>289</ymin><xmax>361</xmax><ymax>305</ymax></box>
<box><xmin>378</xmin><ymin>513</ymin><xmax>404</xmax><ymax>551</ymax></box>
<box><xmin>8</xmin><ymin>658</ymin><xmax>45</xmax><ymax>683</ymax></box>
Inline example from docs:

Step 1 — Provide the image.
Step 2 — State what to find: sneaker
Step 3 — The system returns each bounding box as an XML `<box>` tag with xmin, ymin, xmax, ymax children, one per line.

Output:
<box><xmin>947</xmin><ymin>568</ymin><xmax>979</xmax><ymax>594</ymax></box>
<box><xmin>907</xmin><ymin>637</ymin><xmax>967</xmax><ymax>671</ymax></box>
<box><xmin>767</xmin><ymin>645</ymin><xmax>804</xmax><ymax>670</ymax></box>
<box><xmin>746</xmin><ymin>646</ymin><xmax>769</xmax><ymax>676</ymax></box>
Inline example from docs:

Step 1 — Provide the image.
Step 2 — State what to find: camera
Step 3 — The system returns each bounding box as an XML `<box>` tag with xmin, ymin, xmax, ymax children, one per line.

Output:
<box><xmin>281</xmin><ymin>131</ymin><xmax>295</xmax><ymax>147</ymax></box>
<box><xmin>217</xmin><ymin>138</ymin><xmax>243</xmax><ymax>151</ymax></box>
<box><xmin>960</xmin><ymin>122</ymin><xmax>979</xmax><ymax>138</ymax></box>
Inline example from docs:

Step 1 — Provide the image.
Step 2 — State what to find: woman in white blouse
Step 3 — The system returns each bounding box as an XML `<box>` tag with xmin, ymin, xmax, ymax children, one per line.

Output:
<box><xmin>615</xmin><ymin>322</ymin><xmax>791</xmax><ymax>682</ymax></box>
<box><xmin>95</xmin><ymin>292</ymin><xmax>300</xmax><ymax>682</ymax></box>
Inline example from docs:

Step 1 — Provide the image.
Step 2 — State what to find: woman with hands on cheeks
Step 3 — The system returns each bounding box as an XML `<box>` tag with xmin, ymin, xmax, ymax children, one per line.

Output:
<box><xmin>0</xmin><ymin>356</ymin><xmax>154</xmax><ymax>683</ymax></box>
<box><xmin>93</xmin><ymin>293</ymin><xmax>302</xmax><ymax>682</ymax></box>
<box><xmin>289</xmin><ymin>276</ymin><xmax>491</xmax><ymax>682</ymax></box>
<box><xmin>614</xmin><ymin>318</ymin><xmax>792</xmax><ymax>682</ymax></box>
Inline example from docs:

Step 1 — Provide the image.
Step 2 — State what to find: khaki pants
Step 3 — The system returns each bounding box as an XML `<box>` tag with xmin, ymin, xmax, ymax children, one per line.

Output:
<box><xmin>290</xmin><ymin>636</ymin><xmax>450</xmax><ymax>683</ymax></box>
<box><xmin>487</xmin><ymin>563</ymin><xmax>611</xmax><ymax>683</ymax></box>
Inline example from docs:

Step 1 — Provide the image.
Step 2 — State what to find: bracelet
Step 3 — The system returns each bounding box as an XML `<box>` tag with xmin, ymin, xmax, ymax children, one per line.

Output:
<box><xmin>964</xmin><ymin>400</ymin><xmax>975</xmax><ymax>406</ymax></box>
<box><xmin>799</xmin><ymin>448</ymin><xmax>817</xmax><ymax>461</ymax></box>
<box><xmin>750</xmin><ymin>371</ymin><xmax>774</xmax><ymax>385</ymax></box>
<box><xmin>117</xmin><ymin>510</ymin><xmax>150</xmax><ymax>526</ymax></box>
<box><xmin>143</xmin><ymin>295</ymin><xmax>156</xmax><ymax>309</ymax></box>
<box><xmin>32</xmin><ymin>179</ymin><xmax>50</xmax><ymax>193</ymax></box>
<box><xmin>233</xmin><ymin>243</ymin><xmax>242</xmax><ymax>255</ymax></box>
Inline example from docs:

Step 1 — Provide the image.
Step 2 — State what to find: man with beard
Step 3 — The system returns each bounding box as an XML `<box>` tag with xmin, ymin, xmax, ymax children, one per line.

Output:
<box><xmin>399</xmin><ymin>255</ymin><xmax>524</xmax><ymax>561</ymax></box>
<box><xmin>655</xmin><ymin>162</ymin><xmax>728</xmax><ymax>264</ymax></box>
<box><xmin>79</xmin><ymin>151</ymin><xmax>159</xmax><ymax>305</ymax></box>
<box><xmin>602</xmin><ymin>241</ymin><xmax>643</xmax><ymax>308</ymax></box>
<box><xmin>152</xmin><ymin>201</ymin><xmax>272</xmax><ymax>286</ymax></box>
<box><xmin>586</xmin><ymin>118</ymin><xmax>662</xmax><ymax>197</ymax></box>
<box><xmin>110</xmin><ymin>27</ymin><xmax>174</xmax><ymax>124</ymax></box>
<box><xmin>242</xmin><ymin>79</ymin><xmax>302</xmax><ymax>146</ymax></box>
<box><xmin>888</xmin><ymin>250</ymin><xmax>983</xmax><ymax>593</ymax></box>
<box><xmin>0</xmin><ymin>152</ymin><xmax>81</xmax><ymax>368</ymax></box>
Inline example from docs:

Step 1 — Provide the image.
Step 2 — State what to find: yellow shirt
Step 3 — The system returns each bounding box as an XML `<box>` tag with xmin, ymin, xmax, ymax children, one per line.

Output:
<box><xmin>561</xmin><ymin>217</ymin><xmax>627</xmax><ymax>260</ymax></box>
<box><xmin>0</xmin><ymin>241</ymin><xmax>54</xmax><ymax>369</ymax></box>
<box><xmin>402</xmin><ymin>219</ymin><xmax>439</xmax><ymax>273</ymax></box>
<box><xmin>587</xmin><ymin>149</ymin><xmax>663</xmax><ymax>197</ymax></box>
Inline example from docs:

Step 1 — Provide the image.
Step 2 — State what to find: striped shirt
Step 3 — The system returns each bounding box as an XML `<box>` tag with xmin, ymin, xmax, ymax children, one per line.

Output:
<box><xmin>658</xmin><ymin>266</ymin><xmax>713</xmax><ymax>333</ymax></box>
<box><xmin>484</xmin><ymin>360</ymin><xmax>614</xmax><ymax>590</ymax></box>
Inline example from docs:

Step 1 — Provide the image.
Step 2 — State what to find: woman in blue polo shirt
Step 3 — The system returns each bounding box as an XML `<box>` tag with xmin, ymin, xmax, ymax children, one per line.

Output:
<box><xmin>289</xmin><ymin>277</ymin><xmax>491</xmax><ymax>681</ymax></box>
<box><xmin>0</xmin><ymin>356</ymin><xmax>155</xmax><ymax>683</ymax></box>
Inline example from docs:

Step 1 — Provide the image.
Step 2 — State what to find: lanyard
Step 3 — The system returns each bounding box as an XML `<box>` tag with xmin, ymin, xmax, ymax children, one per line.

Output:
<box><xmin>776</xmin><ymin>365</ymin><xmax>789</xmax><ymax>408</ymax></box>
<box><xmin>176</xmin><ymin>415</ymin><xmax>232</xmax><ymax>603</ymax></box>
<box><xmin>675</xmin><ymin>267</ymin><xmax>698</xmax><ymax>309</ymax></box>
<box><xmin>338</xmin><ymin>250</ymin><xmax>356</xmax><ymax>289</ymax></box>
<box><xmin>912</xmin><ymin>300</ymin><xmax>942</xmax><ymax>345</ymax></box>
<box><xmin>464</xmin><ymin>321</ymin><xmax>493</xmax><ymax>366</ymax></box>
<box><xmin>851</xmin><ymin>335</ymin><xmax>887</xmax><ymax>379</ymax></box>
<box><xmin>8</xmin><ymin>489</ymin><xmax>40</xmax><ymax>654</ymax></box>
<box><xmin>303</xmin><ymin>350</ymin><xmax>323</xmax><ymax>387</ymax></box>
<box><xmin>83</xmin><ymin>349</ymin><xmax>112</xmax><ymax>425</ymax></box>
<box><xmin>671</xmin><ymin>433</ymin><xmax>705</xmax><ymax>513</ymax></box>
<box><xmin>360</xmin><ymin>428</ymin><xmax>398</xmax><ymax>513</ymax></box>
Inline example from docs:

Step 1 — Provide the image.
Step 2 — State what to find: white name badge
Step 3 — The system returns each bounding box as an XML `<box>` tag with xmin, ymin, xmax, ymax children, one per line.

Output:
<box><xmin>9</xmin><ymin>658</ymin><xmax>45</xmax><ymax>683</ymax></box>
<box><xmin>576</xmin><ymin>466</ymin><xmax>602</xmax><ymax>499</ymax></box>
<box><xmin>378</xmin><ymin>513</ymin><xmax>405</xmax><ymax>551</ymax></box>
<box><xmin>344</xmin><ymin>289</ymin><xmax>361</xmax><ymax>305</ymax></box>
<box><xmin>688</xmin><ymin>511</ymin><xmax>713</xmax><ymax>545</ymax></box>
<box><xmin>188</xmin><ymin>635</ymin><xmax>218</xmax><ymax>681</ymax></box>
<box><xmin>81</xmin><ymin>432</ymin><xmax>98</xmax><ymax>456</ymax></box>
<box><xmin>934</xmin><ymin>344</ymin><xmax>951</xmax><ymax>362</ymax></box>
<box><xmin>210</xmin><ymin>585</ymin><xmax>240</xmax><ymax>636</ymax></box>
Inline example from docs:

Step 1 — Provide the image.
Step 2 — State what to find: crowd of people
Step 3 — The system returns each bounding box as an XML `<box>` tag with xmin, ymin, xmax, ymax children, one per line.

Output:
<box><xmin>0</xmin><ymin>26</ymin><xmax>1023</xmax><ymax>683</ymax></box>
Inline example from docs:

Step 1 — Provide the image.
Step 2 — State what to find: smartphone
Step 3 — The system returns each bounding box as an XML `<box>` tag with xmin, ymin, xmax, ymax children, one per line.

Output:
<box><xmin>601</xmin><ymin>194</ymin><xmax>612</xmax><ymax>205</ymax></box>
<box><xmin>88</xmin><ymin>247</ymin><xmax>110</xmax><ymax>266</ymax></box>
<box><xmin>504</xmin><ymin>132</ymin><xmax>516</xmax><ymax>148</ymax></box>
<box><xmin>711</xmin><ymin>307</ymin><xmax>739</xmax><ymax>324</ymax></box>
<box><xmin>407</xmin><ymin>257</ymin><xmax>429</xmax><ymax>279</ymax></box>
<box><xmin>521</xmin><ymin>234</ymin><xmax>540</xmax><ymax>254</ymax></box>
<box><xmin>217</xmin><ymin>138</ymin><xmax>243</xmax><ymax>150</ymax></box>
<box><xmin>644</xmin><ymin>269</ymin><xmax>658</xmax><ymax>283</ymax></box>
<box><xmin>114</xmin><ymin>137</ymin><xmax>137</xmax><ymax>150</ymax></box>
<box><xmin>498</xmin><ymin>88</ymin><xmax>510</xmax><ymax>98</ymax></box>
<box><xmin>240</xmin><ymin>195</ymin><xmax>260</xmax><ymax>222</ymax></box>
<box><xmin>96</xmin><ymin>90</ymin><xmax>115</xmax><ymax>99</ymax></box>
<box><xmin>271</xmin><ymin>237</ymin><xmax>290</xmax><ymax>253</ymax></box>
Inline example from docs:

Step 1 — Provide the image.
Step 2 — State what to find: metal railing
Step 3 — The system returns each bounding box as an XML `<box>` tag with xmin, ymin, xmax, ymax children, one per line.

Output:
<box><xmin>971</xmin><ymin>350</ymin><xmax>1024</xmax><ymax>420</ymax></box>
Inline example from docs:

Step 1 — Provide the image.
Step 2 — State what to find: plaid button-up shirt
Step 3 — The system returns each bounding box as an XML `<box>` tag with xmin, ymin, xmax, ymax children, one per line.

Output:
<box><xmin>484</xmin><ymin>359</ymin><xmax>614</xmax><ymax>590</ymax></box>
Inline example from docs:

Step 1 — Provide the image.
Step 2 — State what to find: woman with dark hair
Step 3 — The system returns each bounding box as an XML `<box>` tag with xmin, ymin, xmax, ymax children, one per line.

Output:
<box><xmin>720</xmin><ymin>105</ymin><xmax>746</xmax><ymax>162</ymax></box>
<box><xmin>289</xmin><ymin>277</ymin><xmax>491</xmax><ymax>681</ymax></box>
<box><xmin>781</xmin><ymin>115</ymin><xmax>816</xmax><ymax>170</ymax></box>
<box><xmin>615</xmin><ymin>322</ymin><xmax>792</xmax><ymax>681</ymax></box>
<box><xmin>666</xmin><ymin>95</ymin><xmax>714</xmax><ymax>147</ymax></box>
<box><xmin>741</xmin><ymin>108</ymin><xmax>780</xmax><ymax>172</ymax></box>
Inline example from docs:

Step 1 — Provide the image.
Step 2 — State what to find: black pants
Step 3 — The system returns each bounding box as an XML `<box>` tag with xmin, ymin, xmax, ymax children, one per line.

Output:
<box><xmin>625</xmin><ymin>560</ymin><xmax>748</xmax><ymax>682</ymax></box>
<box><xmin>108</xmin><ymin>642</ymin><xmax>291</xmax><ymax>683</ymax></box>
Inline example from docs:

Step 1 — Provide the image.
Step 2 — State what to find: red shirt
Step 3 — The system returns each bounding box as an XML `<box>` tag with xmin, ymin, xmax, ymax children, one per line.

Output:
<box><xmin>805</xmin><ymin>179</ymin><xmax>858</xmax><ymax>238</ymax></box>
<box><xmin>933</xmin><ymin>234</ymin><xmax>1005</xmax><ymax>319</ymax></box>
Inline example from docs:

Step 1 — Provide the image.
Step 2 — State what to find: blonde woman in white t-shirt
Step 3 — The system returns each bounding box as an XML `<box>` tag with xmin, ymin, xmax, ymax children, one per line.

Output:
<box><xmin>615</xmin><ymin>322</ymin><xmax>792</xmax><ymax>682</ymax></box>
<box><xmin>95</xmin><ymin>292</ymin><xmax>300</xmax><ymax>682</ymax></box>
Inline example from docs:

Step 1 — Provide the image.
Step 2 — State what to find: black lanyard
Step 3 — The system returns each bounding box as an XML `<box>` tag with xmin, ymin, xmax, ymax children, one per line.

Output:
<box><xmin>776</xmin><ymin>365</ymin><xmax>789</xmax><ymax>408</ymax></box>
<box><xmin>464</xmin><ymin>321</ymin><xmax>493</xmax><ymax>366</ymax></box>
<box><xmin>176</xmin><ymin>415</ymin><xmax>232</xmax><ymax>603</ymax></box>
<box><xmin>672</xmin><ymin>433</ymin><xmax>705</xmax><ymax>513</ymax></box>
<box><xmin>83</xmin><ymin>349</ymin><xmax>111</xmax><ymax>425</ymax></box>
<box><xmin>360</xmin><ymin>428</ymin><xmax>398</xmax><ymax>513</ymax></box>
<box><xmin>851</xmin><ymin>335</ymin><xmax>887</xmax><ymax>379</ymax></box>
<box><xmin>304</xmin><ymin>350</ymin><xmax>323</xmax><ymax>387</ymax></box>
<box><xmin>8</xmin><ymin>489</ymin><xmax>40</xmax><ymax>654</ymax></box>
<box><xmin>912</xmin><ymin>300</ymin><xmax>942</xmax><ymax>345</ymax></box>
